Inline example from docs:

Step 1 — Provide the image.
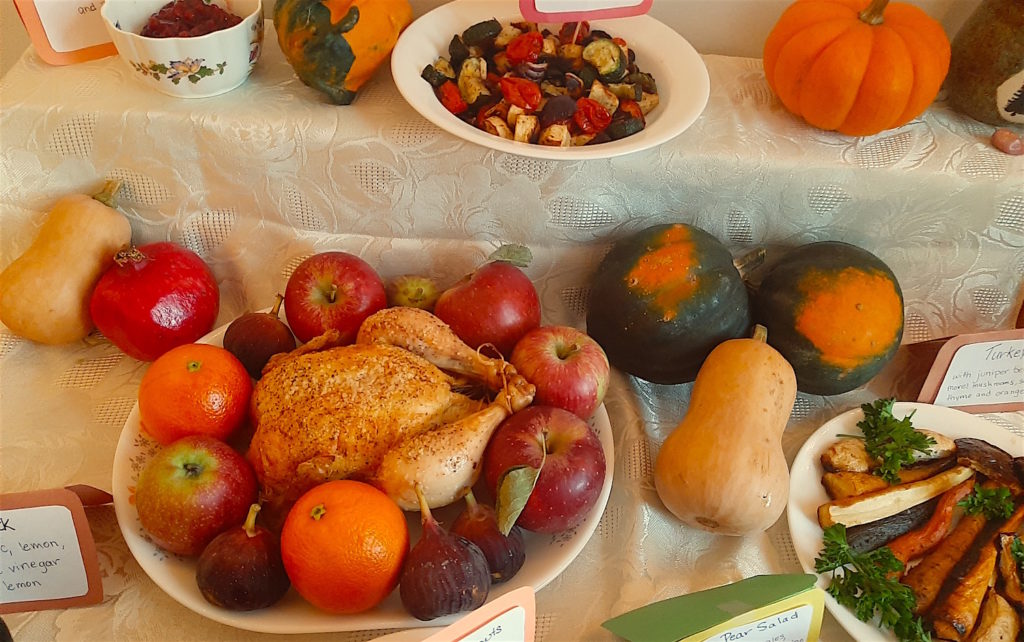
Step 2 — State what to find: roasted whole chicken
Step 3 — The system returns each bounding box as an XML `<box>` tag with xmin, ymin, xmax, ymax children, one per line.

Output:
<box><xmin>247</xmin><ymin>307</ymin><xmax>535</xmax><ymax>512</ymax></box>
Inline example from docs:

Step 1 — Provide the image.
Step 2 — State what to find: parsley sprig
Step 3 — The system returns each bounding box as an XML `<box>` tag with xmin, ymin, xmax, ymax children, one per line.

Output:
<box><xmin>958</xmin><ymin>485</ymin><xmax>1015</xmax><ymax>520</ymax></box>
<box><xmin>850</xmin><ymin>398</ymin><xmax>937</xmax><ymax>484</ymax></box>
<box><xmin>815</xmin><ymin>524</ymin><xmax>930</xmax><ymax>642</ymax></box>
<box><xmin>1011</xmin><ymin>536</ymin><xmax>1024</xmax><ymax>573</ymax></box>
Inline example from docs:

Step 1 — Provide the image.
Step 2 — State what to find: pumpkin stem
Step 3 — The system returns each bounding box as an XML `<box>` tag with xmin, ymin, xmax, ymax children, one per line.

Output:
<box><xmin>752</xmin><ymin>324</ymin><xmax>768</xmax><ymax>343</ymax></box>
<box><xmin>858</xmin><ymin>0</ymin><xmax>888</xmax><ymax>25</ymax></box>
<box><xmin>732</xmin><ymin>247</ymin><xmax>766</xmax><ymax>279</ymax></box>
<box><xmin>92</xmin><ymin>179</ymin><xmax>123</xmax><ymax>209</ymax></box>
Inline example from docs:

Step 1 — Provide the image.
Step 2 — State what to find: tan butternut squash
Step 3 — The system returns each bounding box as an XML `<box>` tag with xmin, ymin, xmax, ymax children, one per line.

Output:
<box><xmin>0</xmin><ymin>181</ymin><xmax>131</xmax><ymax>344</ymax></box>
<box><xmin>654</xmin><ymin>325</ymin><xmax>797</xmax><ymax>535</ymax></box>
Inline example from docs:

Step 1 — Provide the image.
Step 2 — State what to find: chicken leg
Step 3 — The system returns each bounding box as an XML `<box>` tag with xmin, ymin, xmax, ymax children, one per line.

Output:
<box><xmin>357</xmin><ymin>306</ymin><xmax>516</xmax><ymax>391</ymax></box>
<box><xmin>372</xmin><ymin>371</ymin><xmax>536</xmax><ymax>510</ymax></box>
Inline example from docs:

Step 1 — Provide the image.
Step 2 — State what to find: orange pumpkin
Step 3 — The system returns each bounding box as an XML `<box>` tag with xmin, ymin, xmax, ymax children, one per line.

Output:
<box><xmin>763</xmin><ymin>0</ymin><xmax>950</xmax><ymax>136</ymax></box>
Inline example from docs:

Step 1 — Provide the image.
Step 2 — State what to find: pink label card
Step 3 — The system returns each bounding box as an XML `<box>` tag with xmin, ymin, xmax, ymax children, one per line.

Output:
<box><xmin>917</xmin><ymin>329</ymin><xmax>1024</xmax><ymax>414</ymax></box>
<box><xmin>422</xmin><ymin>586</ymin><xmax>536</xmax><ymax>642</ymax></box>
<box><xmin>519</xmin><ymin>0</ymin><xmax>654</xmax><ymax>22</ymax></box>
<box><xmin>0</xmin><ymin>487</ymin><xmax>108</xmax><ymax>614</ymax></box>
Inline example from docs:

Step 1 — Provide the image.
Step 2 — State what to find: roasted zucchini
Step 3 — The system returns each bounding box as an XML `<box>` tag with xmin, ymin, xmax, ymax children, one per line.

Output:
<box><xmin>582</xmin><ymin>38</ymin><xmax>627</xmax><ymax>82</ymax></box>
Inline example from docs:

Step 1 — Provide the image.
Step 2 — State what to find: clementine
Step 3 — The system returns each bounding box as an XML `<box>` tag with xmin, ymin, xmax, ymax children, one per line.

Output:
<box><xmin>138</xmin><ymin>343</ymin><xmax>252</xmax><ymax>445</ymax></box>
<box><xmin>280</xmin><ymin>480</ymin><xmax>409</xmax><ymax>614</ymax></box>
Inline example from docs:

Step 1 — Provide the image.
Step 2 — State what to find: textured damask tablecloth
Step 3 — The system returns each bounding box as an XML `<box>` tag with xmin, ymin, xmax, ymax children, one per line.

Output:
<box><xmin>1</xmin><ymin>18</ymin><xmax>1023</xmax><ymax>642</ymax></box>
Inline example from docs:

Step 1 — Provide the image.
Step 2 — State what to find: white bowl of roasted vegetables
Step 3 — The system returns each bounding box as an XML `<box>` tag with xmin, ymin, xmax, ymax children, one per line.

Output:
<box><xmin>390</xmin><ymin>0</ymin><xmax>709</xmax><ymax>159</ymax></box>
<box><xmin>788</xmin><ymin>399</ymin><xmax>1024</xmax><ymax>642</ymax></box>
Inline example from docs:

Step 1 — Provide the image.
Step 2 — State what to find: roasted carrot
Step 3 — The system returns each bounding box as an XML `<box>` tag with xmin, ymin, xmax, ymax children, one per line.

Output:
<box><xmin>928</xmin><ymin>543</ymin><xmax>998</xmax><ymax>641</ymax></box>
<box><xmin>902</xmin><ymin>512</ymin><xmax>987</xmax><ymax>614</ymax></box>
<box><xmin>887</xmin><ymin>478</ymin><xmax>975</xmax><ymax>574</ymax></box>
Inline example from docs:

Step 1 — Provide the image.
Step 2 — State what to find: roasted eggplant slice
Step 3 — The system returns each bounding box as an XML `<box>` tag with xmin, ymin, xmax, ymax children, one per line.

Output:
<box><xmin>462</xmin><ymin>18</ymin><xmax>502</xmax><ymax>46</ymax></box>
<box><xmin>956</xmin><ymin>438</ymin><xmax>1023</xmax><ymax>494</ymax></box>
<box><xmin>844</xmin><ymin>497</ymin><xmax>938</xmax><ymax>553</ymax></box>
<box><xmin>817</xmin><ymin>465</ymin><xmax>973</xmax><ymax>528</ymax></box>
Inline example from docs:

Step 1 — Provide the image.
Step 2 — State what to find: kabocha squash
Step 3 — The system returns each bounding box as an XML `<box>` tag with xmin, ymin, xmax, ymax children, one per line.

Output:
<box><xmin>0</xmin><ymin>181</ymin><xmax>132</xmax><ymax>345</ymax></box>
<box><xmin>753</xmin><ymin>241</ymin><xmax>903</xmax><ymax>396</ymax></box>
<box><xmin>763</xmin><ymin>0</ymin><xmax>951</xmax><ymax>136</ymax></box>
<box><xmin>654</xmin><ymin>325</ymin><xmax>797</xmax><ymax>536</ymax></box>
<box><xmin>274</xmin><ymin>0</ymin><xmax>413</xmax><ymax>105</ymax></box>
<box><xmin>585</xmin><ymin>223</ymin><xmax>750</xmax><ymax>384</ymax></box>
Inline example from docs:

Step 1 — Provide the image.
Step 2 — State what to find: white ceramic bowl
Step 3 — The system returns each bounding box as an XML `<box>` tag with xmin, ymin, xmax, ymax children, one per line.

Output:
<box><xmin>100</xmin><ymin>0</ymin><xmax>264</xmax><ymax>98</ymax></box>
<box><xmin>391</xmin><ymin>0</ymin><xmax>710</xmax><ymax>160</ymax></box>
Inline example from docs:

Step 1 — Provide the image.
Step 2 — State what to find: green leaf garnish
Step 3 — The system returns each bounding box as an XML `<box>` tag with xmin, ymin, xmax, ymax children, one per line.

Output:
<box><xmin>958</xmin><ymin>485</ymin><xmax>1014</xmax><ymax>520</ymax></box>
<box><xmin>1011</xmin><ymin>536</ymin><xmax>1024</xmax><ymax>573</ymax></box>
<box><xmin>855</xmin><ymin>398</ymin><xmax>936</xmax><ymax>484</ymax></box>
<box><xmin>815</xmin><ymin>524</ymin><xmax>930</xmax><ymax>642</ymax></box>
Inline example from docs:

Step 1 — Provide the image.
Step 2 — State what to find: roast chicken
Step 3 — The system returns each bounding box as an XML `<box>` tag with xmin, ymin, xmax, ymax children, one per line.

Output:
<box><xmin>247</xmin><ymin>306</ymin><xmax>536</xmax><ymax>512</ymax></box>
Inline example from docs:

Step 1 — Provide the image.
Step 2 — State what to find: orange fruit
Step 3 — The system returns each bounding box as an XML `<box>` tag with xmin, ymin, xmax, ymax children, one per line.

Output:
<box><xmin>138</xmin><ymin>343</ymin><xmax>252</xmax><ymax>445</ymax></box>
<box><xmin>281</xmin><ymin>480</ymin><xmax>409</xmax><ymax>614</ymax></box>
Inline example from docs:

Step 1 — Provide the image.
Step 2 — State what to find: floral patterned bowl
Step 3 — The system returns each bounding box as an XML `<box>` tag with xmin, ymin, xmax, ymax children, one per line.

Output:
<box><xmin>100</xmin><ymin>0</ymin><xmax>263</xmax><ymax>98</ymax></box>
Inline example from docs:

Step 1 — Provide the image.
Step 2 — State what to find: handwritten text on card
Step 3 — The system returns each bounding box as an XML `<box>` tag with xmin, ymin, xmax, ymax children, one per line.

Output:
<box><xmin>0</xmin><ymin>505</ymin><xmax>88</xmax><ymax>604</ymax></box>
<box><xmin>933</xmin><ymin>339</ymin><xmax>1024</xmax><ymax>407</ymax></box>
<box><xmin>707</xmin><ymin>604</ymin><xmax>815</xmax><ymax>642</ymax></box>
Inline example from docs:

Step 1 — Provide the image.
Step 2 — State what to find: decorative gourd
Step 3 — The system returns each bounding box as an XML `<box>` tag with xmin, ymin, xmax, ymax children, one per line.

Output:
<box><xmin>0</xmin><ymin>181</ymin><xmax>131</xmax><ymax>345</ymax></box>
<box><xmin>585</xmin><ymin>223</ymin><xmax>751</xmax><ymax>384</ymax></box>
<box><xmin>762</xmin><ymin>0</ymin><xmax>951</xmax><ymax>136</ymax></box>
<box><xmin>274</xmin><ymin>0</ymin><xmax>413</xmax><ymax>105</ymax></box>
<box><xmin>654</xmin><ymin>325</ymin><xmax>796</xmax><ymax>536</ymax></box>
<box><xmin>945</xmin><ymin>0</ymin><xmax>1024</xmax><ymax>127</ymax></box>
<box><xmin>753</xmin><ymin>241</ymin><xmax>903</xmax><ymax>396</ymax></box>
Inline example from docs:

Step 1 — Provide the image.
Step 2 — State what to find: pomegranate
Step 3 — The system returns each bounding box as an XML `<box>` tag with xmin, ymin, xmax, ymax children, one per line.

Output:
<box><xmin>89</xmin><ymin>242</ymin><xmax>219</xmax><ymax>361</ymax></box>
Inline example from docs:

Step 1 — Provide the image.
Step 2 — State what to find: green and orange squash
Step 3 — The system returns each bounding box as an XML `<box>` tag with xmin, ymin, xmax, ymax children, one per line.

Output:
<box><xmin>753</xmin><ymin>241</ymin><xmax>904</xmax><ymax>395</ymax></box>
<box><xmin>586</xmin><ymin>223</ymin><xmax>751</xmax><ymax>384</ymax></box>
<box><xmin>274</xmin><ymin>0</ymin><xmax>413</xmax><ymax>105</ymax></box>
<box><xmin>762</xmin><ymin>0</ymin><xmax>951</xmax><ymax>136</ymax></box>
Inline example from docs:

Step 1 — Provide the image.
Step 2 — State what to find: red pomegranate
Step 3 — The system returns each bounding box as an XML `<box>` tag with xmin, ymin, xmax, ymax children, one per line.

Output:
<box><xmin>90</xmin><ymin>242</ymin><xmax>220</xmax><ymax>361</ymax></box>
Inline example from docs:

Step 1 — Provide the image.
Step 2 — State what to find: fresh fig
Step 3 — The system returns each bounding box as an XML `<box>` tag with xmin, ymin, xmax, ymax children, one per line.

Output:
<box><xmin>386</xmin><ymin>275</ymin><xmax>441</xmax><ymax>311</ymax></box>
<box><xmin>195</xmin><ymin>504</ymin><xmax>290</xmax><ymax>611</ymax></box>
<box><xmin>222</xmin><ymin>294</ymin><xmax>296</xmax><ymax>379</ymax></box>
<box><xmin>399</xmin><ymin>487</ymin><xmax>490</xmax><ymax>621</ymax></box>
<box><xmin>451</xmin><ymin>490</ymin><xmax>525</xmax><ymax>583</ymax></box>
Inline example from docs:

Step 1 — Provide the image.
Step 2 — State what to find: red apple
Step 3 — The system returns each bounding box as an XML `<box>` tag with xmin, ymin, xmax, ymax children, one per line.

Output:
<box><xmin>483</xmin><ymin>406</ymin><xmax>606</xmax><ymax>533</ymax></box>
<box><xmin>283</xmin><ymin>251</ymin><xmax>387</xmax><ymax>344</ymax></box>
<box><xmin>434</xmin><ymin>256</ymin><xmax>540</xmax><ymax>357</ymax></box>
<box><xmin>135</xmin><ymin>435</ymin><xmax>258</xmax><ymax>557</ymax></box>
<box><xmin>511</xmin><ymin>325</ymin><xmax>610</xmax><ymax>419</ymax></box>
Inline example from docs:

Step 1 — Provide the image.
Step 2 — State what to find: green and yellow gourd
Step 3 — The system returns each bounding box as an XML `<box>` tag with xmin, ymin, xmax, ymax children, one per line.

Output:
<box><xmin>586</xmin><ymin>223</ymin><xmax>751</xmax><ymax>384</ymax></box>
<box><xmin>753</xmin><ymin>241</ymin><xmax>904</xmax><ymax>396</ymax></box>
<box><xmin>274</xmin><ymin>0</ymin><xmax>413</xmax><ymax>105</ymax></box>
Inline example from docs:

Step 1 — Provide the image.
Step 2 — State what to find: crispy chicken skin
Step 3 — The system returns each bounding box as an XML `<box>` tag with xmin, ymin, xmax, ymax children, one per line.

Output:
<box><xmin>247</xmin><ymin>307</ymin><xmax>534</xmax><ymax>509</ymax></box>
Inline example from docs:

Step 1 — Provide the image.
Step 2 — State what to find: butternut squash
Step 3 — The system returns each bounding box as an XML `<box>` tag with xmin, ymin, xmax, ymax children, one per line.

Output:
<box><xmin>654</xmin><ymin>325</ymin><xmax>797</xmax><ymax>536</ymax></box>
<box><xmin>0</xmin><ymin>181</ymin><xmax>131</xmax><ymax>344</ymax></box>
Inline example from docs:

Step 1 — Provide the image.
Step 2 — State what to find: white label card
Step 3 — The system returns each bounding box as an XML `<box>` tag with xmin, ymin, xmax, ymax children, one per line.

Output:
<box><xmin>535</xmin><ymin>0</ymin><xmax>644</xmax><ymax>10</ymax></box>
<box><xmin>704</xmin><ymin>604</ymin><xmax>815</xmax><ymax>642</ymax></box>
<box><xmin>32</xmin><ymin>0</ymin><xmax>111</xmax><ymax>53</ymax></box>
<box><xmin>932</xmin><ymin>339</ymin><xmax>1024</xmax><ymax>407</ymax></box>
<box><xmin>0</xmin><ymin>505</ymin><xmax>88</xmax><ymax>604</ymax></box>
<box><xmin>456</xmin><ymin>605</ymin><xmax>528</xmax><ymax>642</ymax></box>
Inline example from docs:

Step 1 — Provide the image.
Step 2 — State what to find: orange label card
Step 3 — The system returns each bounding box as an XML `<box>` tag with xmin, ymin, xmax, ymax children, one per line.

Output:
<box><xmin>423</xmin><ymin>586</ymin><xmax>536</xmax><ymax>642</ymax></box>
<box><xmin>917</xmin><ymin>329</ymin><xmax>1024</xmax><ymax>414</ymax></box>
<box><xmin>13</xmin><ymin>0</ymin><xmax>117</xmax><ymax>66</ymax></box>
<box><xmin>0</xmin><ymin>488</ymin><xmax>104</xmax><ymax>613</ymax></box>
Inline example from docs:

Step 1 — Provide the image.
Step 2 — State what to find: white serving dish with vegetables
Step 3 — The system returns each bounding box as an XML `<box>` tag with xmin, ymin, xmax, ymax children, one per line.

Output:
<box><xmin>391</xmin><ymin>0</ymin><xmax>709</xmax><ymax>160</ymax></box>
<box><xmin>788</xmin><ymin>401</ymin><xmax>1024</xmax><ymax>642</ymax></box>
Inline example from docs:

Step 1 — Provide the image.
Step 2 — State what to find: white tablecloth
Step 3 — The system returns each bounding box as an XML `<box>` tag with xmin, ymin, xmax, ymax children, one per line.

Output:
<box><xmin>1</xmin><ymin>18</ymin><xmax>1023</xmax><ymax>642</ymax></box>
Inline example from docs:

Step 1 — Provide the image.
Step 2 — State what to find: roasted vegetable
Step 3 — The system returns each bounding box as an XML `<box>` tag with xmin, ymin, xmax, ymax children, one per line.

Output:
<box><xmin>929</xmin><ymin>542</ymin><xmax>998</xmax><ymax>641</ymax></box>
<box><xmin>822</xmin><ymin>459</ymin><xmax>955</xmax><ymax>500</ymax></box>
<box><xmin>966</xmin><ymin>589</ymin><xmax>1020</xmax><ymax>642</ymax></box>
<box><xmin>582</xmin><ymin>38</ymin><xmax>627</xmax><ymax>81</ymax></box>
<box><xmin>996</xmin><ymin>534</ymin><xmax>1024</xmax><ymax>609</ymax></box>
<box><xmin>817</xmin><ymin>465</ymin><xmax>973</xmax><ymax>528</ymax></box>
<box><xmin>886</xmin><ymin>479</ymin><xmax>975</xmax><ymax>573</ymax></box>
<box><xmin>904</xmin><ymin>512</ymin><xmax>987</xmax><ymax>614</ymax></box>
<box><xmin>462</xmin><ymin>18</ymin><xmax>501</xmax><ymax>46</ymax></box>
<box><xmin>845</xmin><ymin>497</ymin><xmax>939</xmax><ymax>553</ymax></box>
<box><xmin>956</xmin><ymin>438</ymin><xmax>1023</xmax><ymax>495</ymax></box>
<box><xmin>819</xmin><ymin>430</ymin><xmax>953</xmax><ymax>477</ymax></box>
